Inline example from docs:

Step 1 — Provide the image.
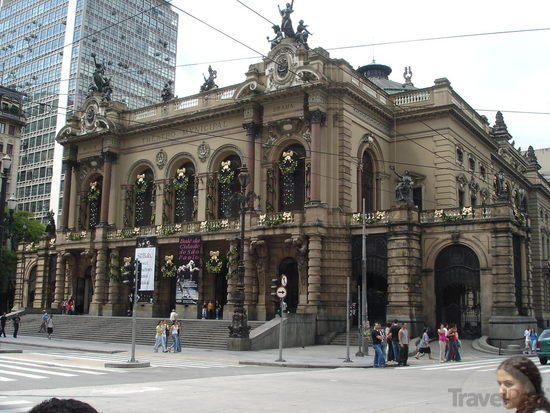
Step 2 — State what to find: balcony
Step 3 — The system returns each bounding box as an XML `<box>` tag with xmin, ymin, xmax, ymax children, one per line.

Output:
<box><xmin>349</xmin><ymin>211</ymin><xmax>389</xmax><ymax>226</ymax></box>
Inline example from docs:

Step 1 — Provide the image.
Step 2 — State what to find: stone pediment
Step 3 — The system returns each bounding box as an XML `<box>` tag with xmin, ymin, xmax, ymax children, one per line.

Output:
<box><xmin>57</xmin><ymin>94</ymin><xmax>127</xmax><ymax>143</ymax></box>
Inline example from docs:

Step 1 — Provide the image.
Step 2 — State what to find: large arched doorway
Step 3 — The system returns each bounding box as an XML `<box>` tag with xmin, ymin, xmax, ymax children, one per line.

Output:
<box><xmin>26</xmin><ymin>267</ymin><xmax>37</xmax><ymax>308</ymax></box>
<box><xmin>279</xmin><ymin>257</ymin><xmax>299</xmax><ymax>313</ymax></box>
<box><xmin>435</xmin><ymin>244</ymin><xmax>481</xmax><ymax>338</ymax></box>
<box><xmin>75</xmin><ymin>266</ymin><xmax>93</xmax><ymax>314</ymax></box>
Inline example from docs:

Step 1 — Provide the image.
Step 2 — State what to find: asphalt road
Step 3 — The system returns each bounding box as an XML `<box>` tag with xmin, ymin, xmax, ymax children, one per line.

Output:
<box><xmin>0</xmin><ymin>346</ymin><xmax>546</xmax><ymax>412</ymax></box>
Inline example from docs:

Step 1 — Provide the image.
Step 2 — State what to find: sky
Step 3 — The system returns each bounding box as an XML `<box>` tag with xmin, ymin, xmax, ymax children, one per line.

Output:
<box><xmin>170</xmin><ymin>0</ymin><xmax>550</xmax><ymax>151</ymax></box>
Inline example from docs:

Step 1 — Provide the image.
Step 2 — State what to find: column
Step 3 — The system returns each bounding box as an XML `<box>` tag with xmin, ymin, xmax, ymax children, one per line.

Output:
<box><xmin>89</xmin><ymin>249</ymin><xmax>107</xmax><ymax>315</ymax></box>
<box><xmin>99</xmin><ymin>151</ymin><xmax>117</xmax><ymax>225</ymax></box>
<box><xmin>309</xmin><ymin>109</ymin><xmax>326</xmax><ymax>203</ymax></box>
<box><xmin>12</xmin><ymin>246</ymin><xmax>26</xmax><ymax>309</ymax></box>
<box><xmin>104</xmin><ymin>249</ymin><xmax>122</xmax><ymax>316</ymax></box>
<box><xmin>491</xmin><ymin>230</ymin><xmax>517</xmax><ymax>316</ymax></box>
<box><xmin>243</xmin><ymin>237</ymin><xmax>256</xmax><ymax>318</ymax></box>
<box><xmin>32</xmin><ymin>242</ymin><xmax>49</xmax><ymax>309</ymax></box>
<box><xmin>242</xmin><ymin>122</ymin><xmax>260</xmax><ymax>194</ymax></box>
<box><xmin>60</xmin><ymin>160</ymin><xmax>76</xmax><ymax>229</ymax></box>
<box><xmin>307</xmin><ymin>234</ymin><xmax>322</xmax><ymax>307</ymax></box>
<box><xmin>65</xmin><ymin>256</ymin><xmax>74</xmax><ymax>300</ymax></box>
<box><xmin>52</xmin><ymin>253</ymin><xmax>66</xmax><ymax>308</ymax></box>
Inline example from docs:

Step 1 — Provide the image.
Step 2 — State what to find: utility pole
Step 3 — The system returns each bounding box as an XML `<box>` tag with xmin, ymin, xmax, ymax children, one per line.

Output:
<box><xmin>129</xmin><ymin>260</ymin><xmax>141</xmax><ymax>363</ymax></box>
<box><xmin>344</xmin><ymin>271</ymin><xmax>352</xmax><ymax>362</ymax></box>
<box><xmin>361</xmin><ymin>197</ymin><xmax>369</xmax><ymax>356</ymax></box>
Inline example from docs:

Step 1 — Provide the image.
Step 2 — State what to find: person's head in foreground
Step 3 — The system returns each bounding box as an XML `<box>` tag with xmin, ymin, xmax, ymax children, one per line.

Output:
<box><xmin>497</xmin><ymin>356</ymin><xmax>550</xmax><ymax>412</ymax></box>
<box><xmin>29</xmin><ymin>398</ymin><xmax>98</xmax><ymax>413</ymax></box>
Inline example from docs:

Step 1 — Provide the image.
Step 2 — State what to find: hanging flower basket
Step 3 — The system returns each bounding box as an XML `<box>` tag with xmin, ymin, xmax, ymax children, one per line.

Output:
<box><xmin>216</xmin><ymin>160</ymin><xmax>235</xmax><ymax>184</ymax></box>
<box><xmin>278</xmin><ymin>150</ymin><xmax>299</xmax><ymax>175</ymax></box>
<box><xmin>161</xmin><ymin>255</ymin><xmax>177</xmax><ymax>278</ymax></box>
<box><xmin>135</xmin><ymin>173</ymin><xmax>148</xmax><ymax>194</ymax></box>
<box><xmin>205</xmin><ymin>250</ymin><xmax>224</xmax><ymax>273</ymax></box>
<box><xmin>87</xmin><ymin>181</ymin><xmax>101</xmax><ymax>201</ymax></box>
<box><xmin>173</xmin><ymin>168</ymin><xmax>189</xmax><ymax>191</ymax></box>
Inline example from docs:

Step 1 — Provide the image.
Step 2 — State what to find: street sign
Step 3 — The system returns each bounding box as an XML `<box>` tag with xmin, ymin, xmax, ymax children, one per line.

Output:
<box><xmin>276</xmin><ymin>286</ymin><xmax>287</xmax><ymax>298</ymax></box>
<box><xmin>280</xmin><ymin>275</ymin><xmax>288</xmax><ymax>287</ymax></box>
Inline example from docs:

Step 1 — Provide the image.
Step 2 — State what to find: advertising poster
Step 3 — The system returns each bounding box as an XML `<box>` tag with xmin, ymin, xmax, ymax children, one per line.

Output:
<box><xmin>176</xmin><ymin>236</ymin><xmax>201</xmax><ymax>304</ymax></box>
<box><xmin>135</xmin><ymin>236</ymin><xmax>157</xmax><ymax>291</ymax></box>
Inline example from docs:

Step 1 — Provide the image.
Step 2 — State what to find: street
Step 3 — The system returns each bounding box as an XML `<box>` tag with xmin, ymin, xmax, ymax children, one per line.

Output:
<box><xmin>0</xmin><ymin>342</ymin><xmax>538</xmax><ymax>412</ymax></box>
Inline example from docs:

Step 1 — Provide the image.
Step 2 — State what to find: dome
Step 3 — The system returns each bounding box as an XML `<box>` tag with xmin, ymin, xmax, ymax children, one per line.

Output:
<box><xmin>356</xmin><ymin>61</ymin><xmax>417</xmax><ymax>95</ymax></box>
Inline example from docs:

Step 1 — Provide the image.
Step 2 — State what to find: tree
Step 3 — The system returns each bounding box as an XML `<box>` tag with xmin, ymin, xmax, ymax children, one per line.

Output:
<box><xmin>11</xmin><ymin>209</ymin><xmax>46</xmax><ymax>245</ymax></box>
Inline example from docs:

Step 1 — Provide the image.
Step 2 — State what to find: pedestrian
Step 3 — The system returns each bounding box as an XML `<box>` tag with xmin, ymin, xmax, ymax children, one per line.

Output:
<box><xmin>215</xmin><ymin>301</ymin><xmax>222</xmax><ymax>320</ymax></box>
<box><xmin>497</xmin><ymin>355</ymin><xmax>550</xmax><ymax>412</ymax></box>
<box><xmin>446</xmin><ymin>325</ymin><xmax>461</xmax><ymax>362</ymax></box>
<box><xmin>39</xmin><ymin>310</ymin><xmax>48</xmax><ymax>333</ymax></box>
<box><xmin>171</xmin><ymin>321</ymin><xmax>181</xmax><ymax>352</ymax></box>
<box><xmin>524</xmin><ymin>326</ymin><xmax>532</xmax><ymax>355</ymax></box>
<box><xmin>438</xmin><ymin>323</ymin><xmax>448</xmax><ymax>362</ymax></box>
<box><xmin>0</xmin><ymin>312</ymin><xmax>7</xmax><ymax>337</ymax></box>
<box><xmin>169</xmin><ymin>309</ymin><xmax>178</xmax><ymax>322</ymax></box>
<box><xmin>385</xmin><ymin>322</ymin><xmax>393</xmax><ymax>362</ymax></box>
<box><xmin>70</xmin><ymin>300</ymin><xmax>75</xmax><ymax>314</ymax></box>
<box><xmin>46</xmin><ymin>315</ymin><xmax>54</xmax><ymax>339</ymax></box>
<box><xmin>398</xmin><ymin>322</ymin><xmax>410</xmax><ymax>367</ymax></box>
<box><xmin>153</xmin><ymin>320</ymin><xmax>167</xmax><ymax>353</ymax></box>
<box><xmin>61</xmin><ymin>300</ymin><xmax>67</xmax><ymax>315</ymax></box>
<box><xmin>371</xmin><ymin>322</ymin><xmax>386</xmax><ymax>368</ymax></box>
<box><xmin>415</xmin><ymin>327</ymin><xmax>433</xmax><ymax>359</ymax></box>
<box><xmin>201</xmin><ymin>303</ymin><xmax>207</xmax><ymax>319</ymax></box>
<box><xmin>12</xmin><ymin>314</ymin><xmax>20</xmax><ymax>338</ymax></box>
<box><xmin>389</xmin><ymin>320</ymin><xmax>401</xmax><ymax>365</ymax></box>
<box><xmin>29</xmin><ymin>397</ymin><xmax>99</xmax><ymax>413</ymax></box>
<box><xmin>207</xmin><ymin>300</ymin><xmax>215</xmax><ymax>319</ymax></box>
<box><xmin>530</xmin><ymin>328</ymin><xmax>538</xmax><ymax>354</ymax></box>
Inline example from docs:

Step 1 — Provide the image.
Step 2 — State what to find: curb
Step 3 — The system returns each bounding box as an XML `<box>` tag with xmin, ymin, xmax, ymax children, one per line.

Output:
<box><xmin>0</xmin><ymin>349</ymin><xmax>23</xmax><ymax>353</ymax></box>
<box><xmin>104</xmin><ymin>361</ymin><xmax>150</xmax><ymax>368</ymax></box>
<box><xmin>239</xmin><ymin>360</ymin><xmax>372</xmax><ymax>369</ymax></box>
<box><xmin>1</xmin><ymin>340</ymin><xmax>123</xmax><ymax>354</ymax></box>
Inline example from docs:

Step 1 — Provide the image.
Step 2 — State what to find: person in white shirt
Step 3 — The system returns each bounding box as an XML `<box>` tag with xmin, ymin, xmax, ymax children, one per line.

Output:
<box><xmin>524</xmin><ymin>327</ymin><xmax>532</xmax><ymax>354</ymax></box>
<box><xmin>170</xmin><ymin>309</ymin><xmax>178</xmax><ymax>322</ymax></box>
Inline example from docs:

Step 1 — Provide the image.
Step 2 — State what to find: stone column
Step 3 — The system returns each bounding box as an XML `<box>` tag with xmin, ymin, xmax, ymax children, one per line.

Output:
<box><xmin>52</xmin><ymin>253</ymin><xmax>66</xmax><ymax>308</ymax></box>
<box><xmin>385</xmin><ymin>204</ymin><xmax>424</xmax><ymax>335</ymax></box>
<box><xmin>65</xmin><ymin>256</ymin><xmax>74</xmax><ymax>300</ymax></box>
<box><xmin>242</xmin><ymin>122</ymin><xmax>260</xmax><ymax>195</ymax></box>
<box><xmin>491</xmin><ymin>230</ymin><xmax>516</xmax><ymax>316</ymax></box>
<box><xmin>99</xmin><ymin>151</ymin><xmax>117</xmax><ymax>225</ymax></box>
<box><xmin>103</xmin><ymin>249</ymin><xmax>122</xmax><ymax>316</ymax></box>
<box><xmin>223</xmin><ymin>239</ymin><xmax>239</xmax><ymax>319</ymax></box>
<box><xmin>307</xmin><ymin>234</ymin><xmax>323</xmax><ymax>308</ymax></box>
<box><xmin>12</xmin><ymin>246</ymin><xmax>26</xmax><ymax>310</ymax></box>
<box><xmin>309</xmin><ymin>109</ymin><xmax>326</xmax><ymax>204</ymax></box>
<box><xmin>32</xmin><ymin>240</ymin><xmax>49</xmax><ymax>309</ymax></box>
<box><xmin>89</xmin><ymin>249</ymin><xmax>107</xmax><ymax>315</ymax></box>
<box><xmin>60</xmin><ymin>159</ymin><xmax>76</xmax><ymax>230</ymax></box>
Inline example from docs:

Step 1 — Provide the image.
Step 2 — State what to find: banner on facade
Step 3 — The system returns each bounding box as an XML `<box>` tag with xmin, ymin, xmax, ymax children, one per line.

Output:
<box><xmin>135</xmin><ymin>236</ymin><xmax>157</xmax><ymax>291</ymax></box>
<box><xmin>176</xmin><ymin>236</ymin><xmax>201</xmax><ymax>305</ymax></box>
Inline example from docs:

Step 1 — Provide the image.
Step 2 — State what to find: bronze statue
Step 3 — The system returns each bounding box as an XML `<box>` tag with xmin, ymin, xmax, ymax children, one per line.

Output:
<box><xmin>45</xmin><ymin>210</ymin><xmax>56</xmax><ymax>237</ymax></box>
<box><xmin>296</xmin><ymin>20</ymin><xmax>312</xmax><ymax>49</ymax></box>
<box><xmin>88</xmin><ymin>53</ymin><xmax>112</xmax><ymax>100</ymax></box>
<box><xmin>495</xmin><ymin>170</ymin><xmax>508</xmax><ymax>200</ymax></box>
<box><xmin>278</xmin><ymin>1</ymin><xmax>295</xmax><ymax>38</ymax></box>
<box><xmin>161</xmin><ymin>81</ymin><xmax>174</xmax><ymax>102</ymax></box>
<box><xmin>200</xmin><ymin>65</ymin><xmax>218</xmax><ymax>92</ymax></box>
<box><xmin>392</xmin><ymin>167</ymin><xmax>414</xmax><ymax>203</ymax></box>
<box><xmin>267</xmin><ymin>25</ymin><xmax>283</xmax><ymax>49</ymax></box>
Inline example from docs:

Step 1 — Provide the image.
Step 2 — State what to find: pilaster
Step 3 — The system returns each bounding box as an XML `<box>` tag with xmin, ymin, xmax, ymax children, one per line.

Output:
<box><xmin>306</xmin><ymin>234</ymin><xmax>322</xmax><ymax>308</ymax></box>
<box><xmin>89</xmin><ymin>249</ymin><xmax>107</xmax><ymax>316</ymax></box>
<box><xmin>52</xmin><ymin>253</ymin><xmax>66</xmax><ymax>308</ymax></box>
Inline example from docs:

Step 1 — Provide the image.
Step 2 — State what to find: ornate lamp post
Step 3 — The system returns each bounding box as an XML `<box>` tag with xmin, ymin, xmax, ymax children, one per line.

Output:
<box><xmin>0</xmin><ymin>154</ymin><xmax>13</xmax><ymax>250</ymax></box>
<box><xmin>228</xmin><ymin>165</ymin><xmax>251</xmax><ymax>350</ymax></box>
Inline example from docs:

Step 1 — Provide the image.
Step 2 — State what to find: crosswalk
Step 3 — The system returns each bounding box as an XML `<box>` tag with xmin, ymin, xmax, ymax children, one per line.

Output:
<box><xmin>0</xmin><ymin>396</ymin><xmax>35</xmax><ymax>413</ymax></box>
<box><xmin>405</xmin><ymin>356</ymin><xmax>549</xmax><ymax>373</ymax></box>
<box><xmin>28</xmin><ymin>350</ymin><xmax>246</xmax><ymax>369</ymax></box>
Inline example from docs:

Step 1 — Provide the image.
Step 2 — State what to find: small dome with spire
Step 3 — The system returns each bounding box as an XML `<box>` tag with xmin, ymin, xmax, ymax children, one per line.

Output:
<box><xmin>356</xmin><ymin>60</ymin><xmax>417</xmax><ymax>94</ymax></box>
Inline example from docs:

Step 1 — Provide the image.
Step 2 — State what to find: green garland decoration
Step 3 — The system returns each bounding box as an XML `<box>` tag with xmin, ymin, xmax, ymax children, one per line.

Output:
<box><xmin>135</xmin><ymin>176</ymin><xmax>149</xmax><ymax>194</ymax></box>
<box><xmin>205</xmin><ymin>257</ymin><xmax>224</xmax><ymax>274</ymax></box>
<box><xmin>226</xmin><ymin>245</ymin><xmax>238</xmax><ymax>279</ymax></box>
<box><xmin>172</xmin><ymin>173</ymin><xmax>189</xmax><ymax>191</ymax></box>
<box><xmin>278</xmin><ymin>151</ymin><xmax>299</xmax><ymax>175</ymax></box>
<box><xmin>87</xmin><ymin>182</ymin><xmax>101</xmax><ymax>201</ymax></box>
<box><xmin>216</xmin><ymin>168</ymin><xmax>235</xmax><ymax>184</ymax></box>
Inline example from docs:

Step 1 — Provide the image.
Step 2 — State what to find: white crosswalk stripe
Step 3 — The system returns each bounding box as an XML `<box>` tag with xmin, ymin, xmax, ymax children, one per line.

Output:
<box><xmin>34</xmin><ymin>350</ymin><xmax>246</xmax><ymax>369</ymax></box>
<box><xmin>407</xmin><ymin>356</ymin><xmax>541</xmax><ymax>372</ymax></box>
<box><xmin>0</xmin><ymin>396</ymin><xmax>35</xmax><ymax>413</ymax></box>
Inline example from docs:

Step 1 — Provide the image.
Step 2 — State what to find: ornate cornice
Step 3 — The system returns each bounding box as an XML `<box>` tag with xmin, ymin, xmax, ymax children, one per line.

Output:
<box><xmin>309</xmin><ymin>109</ymin><xmax>326</xmax><ymax>125</ymax></box>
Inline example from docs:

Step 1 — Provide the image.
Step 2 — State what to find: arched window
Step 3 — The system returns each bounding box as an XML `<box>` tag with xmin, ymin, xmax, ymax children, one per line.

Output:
<box><xmin>360</xmin><ymin>151</ymin><xmax>375</xmax><ymax>212</ymax></box>
<box><xmin>86</xmin><ymin>177</ymin><xmax>102</xmax><ymax>229</ymax></box>
<box><xmin>134</xmin><ymin>168</ymin><xmax>154</xmax><ymax>227</ymax></box>
<box><xmin>278</xmin><ymin>144</ymin><xmax>306</xmax><ymax>211</ymax></box>
<box><xmin>216</xmin><ymin>155</ymin><xmax>241</xmax><ymax>219</ymax></box>
<box><xmin>172</xmin><ymin>161</ymin><xmax>196</xmax><ymax>223</ymax></box>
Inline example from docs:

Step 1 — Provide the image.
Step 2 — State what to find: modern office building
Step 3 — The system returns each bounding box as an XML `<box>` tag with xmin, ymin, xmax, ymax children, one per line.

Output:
<box><xmin>0</xmin><ymin>0</ymin><xmax>178</xmax><ymax>221</ymax></box>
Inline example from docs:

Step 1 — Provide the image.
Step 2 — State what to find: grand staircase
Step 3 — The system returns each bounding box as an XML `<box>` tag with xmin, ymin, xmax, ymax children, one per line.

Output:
<box><xmin>15</xmin><ymin>314</ymin><xmax>264</xmax><ymax>350</ymax></box>
<box><xmin>329</xmin><ymin>327</ymin><xmax>360</xmax><ymax>346</ymax></box>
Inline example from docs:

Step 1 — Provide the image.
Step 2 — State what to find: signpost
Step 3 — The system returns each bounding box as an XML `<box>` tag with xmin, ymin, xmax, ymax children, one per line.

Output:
<box><xmin>275</xmin><ymin>281</ymin><xmax>287</xmax><ymax>363</ymax></box>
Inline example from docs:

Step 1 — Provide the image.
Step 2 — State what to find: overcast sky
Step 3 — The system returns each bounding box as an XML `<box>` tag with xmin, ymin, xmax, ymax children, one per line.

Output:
<box><xmin>171</xmin><ymin>0</ymin><xmax>550</xmax><ymax>151</ymax></box>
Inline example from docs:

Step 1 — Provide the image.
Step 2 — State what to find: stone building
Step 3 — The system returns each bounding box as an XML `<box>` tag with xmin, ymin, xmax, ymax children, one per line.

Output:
<box><xmin>12</xmin><ymin>33</ymin><xmax>550</xmax><ymax>344</ymax></box>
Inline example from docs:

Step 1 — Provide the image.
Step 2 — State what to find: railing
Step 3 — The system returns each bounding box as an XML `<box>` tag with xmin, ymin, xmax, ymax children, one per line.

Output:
<box><xmin>175</xmin><ymin>98</ymin><xmax>199</xmax><ymax>111</ymax></box>
<box><xmin>134</xmin><ymin>108</ymin><xmax>157</xmax><ymax>120</ymax></box>
<box><xmin>65</xmin><ymin>230</ymin><xmax>91</xmax><ymax>242</ymax></box>
<box><xmin>257</xmin><ymin>211</ymin><xmax>294</xmax><ymax>227</ymax></box>
<box><xmin>393</xmin><ymin>90</ymin><xmax>431</xmax><ymax>106</ymax></box>
<box><xmin>420</xmin><ymin>206</ymin><xmax>492</xmax><ymax>224</ymax></box>
<box><xmin>349</xmin><ymin>211</ymin><xmax>389</xmax><ymax>225</ymax></box>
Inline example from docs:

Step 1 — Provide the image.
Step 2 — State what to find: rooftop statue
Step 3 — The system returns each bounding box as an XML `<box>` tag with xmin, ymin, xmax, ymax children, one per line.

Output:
<box><xmin>88</xmin><ymin>53</ymin><xmax>112</xmax><ymax>100</ymax></box>
<box><xmin>278</xmin><ymin>1</ymin><xmax>295</xmax><ymax>38</ymax></box>
<box><xmin>295</xmin><ymin>19</ymin><xmax>312</xmax><ymax>49</ymax></box>
<box><xmin>44</xmin><ymin>210</ymin><xmax>56</xmax><ymax>237</ymax></box>
<box><xmin>161</xmin><ymin>81</ymin><xmax>174</xmax><ymax>102</ymax></box>
<box><xmin>267</xmin><ymin>25</ymin><xmax>283</xmax><ymax>49</ymax></box>
<box><xmin>391</xmin><ymin>167</ymin><xmax>414</xmax><ymax>203</ymax></box>
<box><xmin>200</xmin><ymin>65</ymin><xmax>218</xmax><ymax>92</ymax></box>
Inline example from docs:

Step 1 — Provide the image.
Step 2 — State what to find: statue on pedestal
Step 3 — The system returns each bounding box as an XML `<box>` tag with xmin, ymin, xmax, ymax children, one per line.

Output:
<box><xmin>278</xmin><ymin>1</ymin><xmax>295</xmax><ymax>38</ymax></box>
<box><xmin>392</xmin><ymin>167</ymin><xmax>414</xmax><ymax>203</ymax></box>
<box><xmin>267</xmin><ymin>25</ymin><xmax>283</xmax><ymax>49</ymax></box>
<box><xmin>200</xmin><ymin>65</ymin><xmax>218</xmax><ymax>92</ymax></box>
<box><xmin>296</xmin><ymin>20</ymin><xmax>312</xmax><ymax>49</ymax></box>
<box><xmin>88</xmin><ymin>53</ymin><xmax>112</xmax><ymax>100</ymax></box>
<box><xmin>161</xmin><ymin>81</ymin><xmax>174</xmax><ymax>102</ymax></box>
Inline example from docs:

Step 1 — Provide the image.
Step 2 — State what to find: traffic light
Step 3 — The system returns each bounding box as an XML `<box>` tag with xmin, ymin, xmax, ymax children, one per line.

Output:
<box><xmin>270</xmin><ymin>276</ymin><xmax>280</xmax><ymax>298</ymax></box>
<box><xmin>122</xmin><ymin>257</ymin><xmax>135</xmax><ymax>287</ymax></box>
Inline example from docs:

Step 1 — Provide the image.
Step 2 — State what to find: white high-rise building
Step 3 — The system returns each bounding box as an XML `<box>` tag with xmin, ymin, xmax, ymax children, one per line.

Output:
<box><xmin>0</xmin><ymin>0</ymin><xmax>178</xmax><ymax>221</ymax></box>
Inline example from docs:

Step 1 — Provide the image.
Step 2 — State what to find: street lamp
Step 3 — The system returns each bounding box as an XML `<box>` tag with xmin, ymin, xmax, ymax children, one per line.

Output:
<box><xmin>228</xmin><ymin>165</ymin><xmax>251</xmax><ymax>346</ymax></box>
<box><xmin>5</xmin><ymin>195</ymin><xmax>17</xmax><ymax>250</ymax></box>
<box><xmin>0</xmin><ymin>155</ymin><xmax>13</xmax><ymax>249</ymax></box>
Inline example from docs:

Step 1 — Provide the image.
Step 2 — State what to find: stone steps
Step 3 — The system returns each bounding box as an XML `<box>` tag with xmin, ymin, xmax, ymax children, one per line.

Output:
<box><xmin>16</xmin><ymin>314</ymin><xmax>264</xmax><ymax>349</ymax></box>
<box><xmin>330</xmin><ymin>328</ymin><xmax>360</xmax><ymax>346</ymax></box>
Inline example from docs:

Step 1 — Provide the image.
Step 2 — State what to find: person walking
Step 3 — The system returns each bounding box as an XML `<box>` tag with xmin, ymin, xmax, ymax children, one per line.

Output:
<box><xmin>153</xmin><ymin>320</ymin><xmax>167</xmax><ymax>353</ymax></box>
<box><xmin>415</xmin><ymin>327</ymin><xmax>433</xmax><ymax>359</ymax></box>
<box><xmin>171</xmin><ymin>321</ymin><xmax>181</xmax><ymax>352</ymax></box>
<box><xmin>12</xmin><ymin>314</ymin><xmax>20</xmax><ymax>338</ymax></box>
<box><xmin>0</xmin><ymin>312</ymin><xmax>7</xmax><ymax>337</ymax></box>
<box><xmin>446</xmin><ymin>325</ymin><xmax>461</xmax><ymax>362</ymax></box>
<box><xmin>385</xmin><ymin>322</ymin><xmax>393</xmax><ymax>362</ymax></box>
<box><xmin>46</xmin><ymin>315</ymin><xmax>54</xmax><ymax>339</ymax></box>
<box><xmin>207</xmin><ymin>301</ymin><xmax>215</xmax><ymax>319</ymax></box>
<box><xmin>530</xmin><ymin>328</ymin><xmax>538</xmax><ymax>354</ymax></box>
<box><xmin>169</xmin><ymin>309</ymin><xmax>178</xmax><ymax>322</ymax></box>
<box><xmin>201</xmin><ymin>303</ymin><xmax>208</xmax><ymax>319</ymax></box>
<box><xmin>389</xmin><ymin>320</ymin><xmax>401</xmax><ymax>365</ymax></box>
<box><xmin>39</xmin><ymin>310</ymin><xmax>48</xmax><ymax>333</ymax></box>
<box><xmin>437</xmin><ymin>323</ymin><xmax>448</xmax><ymax>362</ymax></box>
<box><xmin>215</xmin><ymin>302</ymin><xmax>222</xmax><ymax>320</ymax></box>
<box><xmin>371</xmin><ymin>322</ymin><xmax>386</xmax><ymax>368</ymax></box>
<box><xmin>524</xmin><ymin>326</ymin><xmax>531</xmax><ymax>355</ymax></box>
<box><xmin>398</xmin><ymin>322</ymin><xmax>410</xmax><ymax>367</ymax></box>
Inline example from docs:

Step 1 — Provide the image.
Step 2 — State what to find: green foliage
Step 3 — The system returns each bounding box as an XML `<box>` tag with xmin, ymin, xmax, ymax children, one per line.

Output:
<box><xmin>0</xmin><ymin>248</ymin><xmax>17</xmax><ymax>294</ymax></box>
<box><xmin>12</xmin><ymin>210</ymin><xmax>46</xmax><ymax>244</ymax></box>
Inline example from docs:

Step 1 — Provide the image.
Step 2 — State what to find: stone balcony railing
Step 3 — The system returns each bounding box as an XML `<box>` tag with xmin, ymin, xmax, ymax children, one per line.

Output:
<box><xmin>420</xmin><ymin>205</ymin><xmax>528</xmax><ymax>227</ymax></box>
<box><xmin>349</xmin><ymin>211</ymin><xmax>389</xmax><ymax>226</ymax></box>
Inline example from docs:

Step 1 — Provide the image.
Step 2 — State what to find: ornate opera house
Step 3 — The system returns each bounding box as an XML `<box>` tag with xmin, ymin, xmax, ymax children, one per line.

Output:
<box><xmin>13</xmin><ymin>12</ymin><xmax>550</xmax><ymax>344</ymax></box>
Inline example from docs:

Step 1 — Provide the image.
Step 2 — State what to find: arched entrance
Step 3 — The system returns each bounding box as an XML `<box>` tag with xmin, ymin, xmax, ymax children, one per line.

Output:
<box><xmin>26</xmin><ymin>267</ymin><xmax>37</xmax><ymax>308</ymax></box>
<box><xmin>278</xmin><ymin>257</ymin><xmax>299</xmax><ymax>313</ymax></box>
<box><xmin>75</xmin><ymin>266</ymin><xmax>93</xmax><ymax>314</ymax></box>
<box><xmin>435</xmin><ymin>244</ymin><xmax>481</xmax><ymax>338</ymax></box>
